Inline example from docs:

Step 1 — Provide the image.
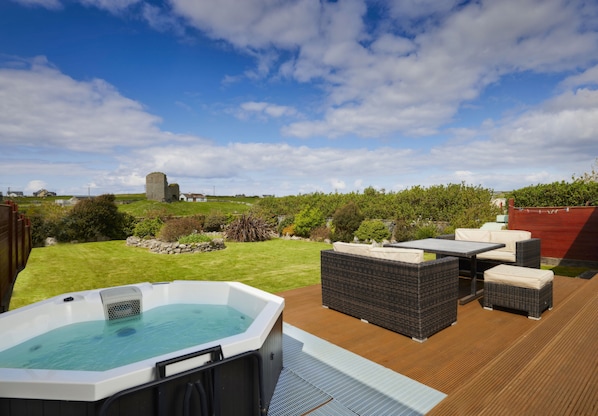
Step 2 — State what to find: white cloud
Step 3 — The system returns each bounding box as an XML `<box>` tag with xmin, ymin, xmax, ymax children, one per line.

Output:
<box><xmin>18</xmin><ymin>0</ymin><xmax>141</xmax><ymax>13</ymax></box>
<box><xmin>78</xmin><ymin>0</ymin><xmax>140</xmax><ymax>14</ymax></box>
<box><xmin>559</xmin><ymin>64</ymin><xmax>598</xmax><ymax>90</ymax></box>
<box><xmin>388</xmin><ymin>0</ymin><xmax>462</xmax><ymax>20</ymax></box>
<box><xmin>0</xmin><ymin>56</ymin><xmax>167</xmax><ymax>152</ymax></box>
<box><xmin>12</xmin><ymin>0</ymin><xmax>62</xmax><ymax>9</ymax></box>
<box><xmin>170</xmin><ymin>0</ymin><xmax>322</xmax><ymax>49</ymax></box>
<box><xmin>329</xmin><ymin>178</ymin><xmax>346</xmax><ymax>191</ymax></box>
<box><xmin>118</xmin><ymin>142</ymin><xmax>416</xmax><ymax>185</ymax></box>
<box><xmin>169</xmin><ymin>0</ymin><xmax>598</xmax><ymax>140</ymax></box>
<box><xmin>238</xmin><ymin>101</ymin><xmax>298</xmax><ymax>120</ymax></box>
<box><xmin>428</xmin><ymin>85</ymin><xmax>598</xmax><ymax>182</ymax></box>
<box><xmin>141</xmin><ymin>3</ymin><xmax>186</xmax><ymax>36</ymax></box>
<box><xmin>13</xmin><ymin>0</ymin><xmax>598</xmax><ymax>143</ymax></box>
<box><xmin>25</xmin><ymin>180</ymin><xmax>47</xmax><ymax>194</ymax></box>
<box><xmin>4</xmin><ymin>1</ymin><xmax>598</xmax><ymax>196</ymax></box>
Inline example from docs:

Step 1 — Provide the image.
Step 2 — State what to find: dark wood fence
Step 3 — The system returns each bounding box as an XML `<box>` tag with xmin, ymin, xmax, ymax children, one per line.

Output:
<box><xmin>0</xmin><ymin>201</ymin><xmax>32</xmax><ymax>312</ymax></box>
<box><xmin>508</xmin><ymin>198</ymin><xmax>598</xmax><ymax>263</ymax></box>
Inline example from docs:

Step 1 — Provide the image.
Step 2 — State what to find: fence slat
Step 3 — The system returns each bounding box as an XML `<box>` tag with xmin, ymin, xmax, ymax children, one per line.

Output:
<box><xmin>0</xmin><ymin>202</ymin><xmax>32</xmax><ymax>312</ymax></box>
<box><xmin>508</xmin><ymin>198</ymin><xmax>598</xmax><ymax>262</ymax></box>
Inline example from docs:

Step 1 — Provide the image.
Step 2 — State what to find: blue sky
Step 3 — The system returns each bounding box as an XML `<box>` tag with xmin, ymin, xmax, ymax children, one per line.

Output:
<box><xmin>1</xmin><ymin>0</ymin><xmax>597</xmax><ymax>197</ymax></box>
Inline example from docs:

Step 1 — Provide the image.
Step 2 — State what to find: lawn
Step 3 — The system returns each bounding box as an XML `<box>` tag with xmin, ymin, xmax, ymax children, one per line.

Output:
<box><xmin>10</xmin><ymin>239</ymin><xmax>585</xmax><ymax>311</ymax></box>
<box><xmin>10</xmin><ymin>239</ymin><xmax>330</xmax><ymax>310</ymax></box>
<box><xmin>117</xmin><ymin>199</ymin><xmax>253</xmax><ymax>217</ymax></box>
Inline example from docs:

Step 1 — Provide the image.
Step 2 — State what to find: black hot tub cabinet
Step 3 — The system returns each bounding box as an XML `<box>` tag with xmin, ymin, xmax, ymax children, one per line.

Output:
<box><xmin>0</xmin><ymin>281</ymin><xmax>284</xmax><ymax>416</ymax></box>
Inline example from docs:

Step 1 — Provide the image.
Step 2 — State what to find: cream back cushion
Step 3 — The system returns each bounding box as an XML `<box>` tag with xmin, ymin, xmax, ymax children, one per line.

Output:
<box><xmin>332</xmin><ymin>242</ymin><xmax>372</xmax><ymax>256</ymax></box>
<box><xmin>368</xmin><ymin>247</ymin><xmax>424</xmax><ymax>264</ymax></box>
<box><xmin>455</xmin><ymin>228</ymin><xmax>491</xmax><ymax>242</ymax></box>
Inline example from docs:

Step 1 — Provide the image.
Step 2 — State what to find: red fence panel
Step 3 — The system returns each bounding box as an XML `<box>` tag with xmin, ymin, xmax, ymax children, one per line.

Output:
<box><xmin>508</xmin><ymin>198</ymin><xmax>598</xmax><ymax>262</ymax></box>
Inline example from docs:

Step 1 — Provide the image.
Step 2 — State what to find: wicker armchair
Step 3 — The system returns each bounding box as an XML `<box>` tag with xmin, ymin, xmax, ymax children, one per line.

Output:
<box><xmin>436</xmin><ymin>233</ymin><xmax>541</xmax><ymax>276</ymax></box>
<box><xmin>321</xmin><ymin>250</ymin><xmax>459</xmax><ymax>342</ymax></box>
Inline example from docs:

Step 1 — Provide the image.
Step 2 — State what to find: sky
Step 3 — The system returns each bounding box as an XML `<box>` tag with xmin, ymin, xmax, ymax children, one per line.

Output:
<box><xmin>1</xmin><ymin>0</ymin><xmax>598</xmax><ymax>197</ymax></box>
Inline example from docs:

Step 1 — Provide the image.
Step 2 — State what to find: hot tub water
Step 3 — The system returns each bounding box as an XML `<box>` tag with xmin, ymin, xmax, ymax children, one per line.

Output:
<box><xmin>0</xmin><ymin>280</ymin><xmax>284</xmax><ymax>414</ymax></box>
<box><xmin>0</xmin><ymin>304</ymin><xmax>252</xmax><ymax>371</ymax></box>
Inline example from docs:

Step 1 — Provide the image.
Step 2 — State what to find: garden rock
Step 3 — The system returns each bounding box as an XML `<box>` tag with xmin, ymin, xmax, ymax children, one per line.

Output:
<box><xmin>126</xmin><ymin>236</ymin><xmax>225</xmax><ymax>254</ymax></box>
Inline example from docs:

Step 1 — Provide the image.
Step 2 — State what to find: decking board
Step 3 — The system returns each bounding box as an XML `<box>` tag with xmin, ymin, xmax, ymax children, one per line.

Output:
<box><xmin>277</xmin><ymin>274</ymin><xmax>596</xmax><ymax>415</ymax></box>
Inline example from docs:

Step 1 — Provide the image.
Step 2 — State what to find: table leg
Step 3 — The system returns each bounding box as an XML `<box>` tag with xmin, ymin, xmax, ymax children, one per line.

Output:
<box><xmin>459</xmin><ymin>255</ymin><xmax>484</xmax><ymax>305</ymax></box>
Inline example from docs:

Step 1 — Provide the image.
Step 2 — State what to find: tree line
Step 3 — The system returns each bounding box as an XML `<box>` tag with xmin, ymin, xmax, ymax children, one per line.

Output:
<box><xmin>20</xmin><ymin>176</ymin><xmax>598</xmax><ymax>246</ymax></box>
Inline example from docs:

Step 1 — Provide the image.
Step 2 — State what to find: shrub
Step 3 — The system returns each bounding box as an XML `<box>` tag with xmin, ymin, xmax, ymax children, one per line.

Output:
<box><xmin>133</xmin><ymin>217</ymin><xmax>164</xmax><ymax>239</ymax></box>
<box><xmin>60</xmin><ymin>194</ymin><xmax>131</xmax><ymax>242</ymax></box>
<box><xmin>178</xmin><ymin>233</ymin><xmax>213</xmax><ymax>244</ymax></box>
<box><xmin>225</xmin><ymin>214</ymin><xmax>273</xmax><ymax>242</ymax></box>
<box><xmin>158</xmin><ymin>217</ymin><xmax>203</xmax><ymax>242</ymax></box>
<box><xmin>310</xmin><ymin>225</ymin><xmax>331</xmax><ymax>242</ymax></box>
<box><xmin>507</xmin><ymin>179</ymin><xmax>598</xmax><ymax>207</ymax></box>
<box><xmin>277</xmin><ymin>215</ymin><xmax>295</xmax><ymax>235</ymax></box>
<box><xmin>450</xmin><ymin>204</ymin><xmax>499</xmax><ymax>229</ymax></box>
<box><xmin>204</xmin><ymin>211</ymin><xmax>228</xmax><ymax>232</ymax></box>
<box><xmin>118</xmin><ymin>212</ymin><xmax>137</xmax><ymax>238</ymax></box>
<box><xmin>145</xmin><ymin>207</ymin><xmax>172</xmax><ymax>221</ymax></box>
<box><xmin>414</xmin><ymin>223</ymin><xmax>438</xmax><ymax>239</ymax></box>
<box><xmin>393</xmin><ymin>218</ymin><xmax>417</xmax><ymax>242</ymax></box>
<box><xmin>354</xmin><ymin>219</ymin><xmax>390</xmax><ymax>242</ymax></box>
<box><xmin>294</xmin><ymin>207</ymin><xmax>325</xmax><ymax>238</ymax></box>
<box><xmin>281</xmin><ymin>224</ymin><xmax>296</xmax><ymax>236</ymax></box>
<box><xmin>332</xmin><ymin>202</ymin><xmax>364</xmax><ymax>242</ymax></box>
<box><xmin>24</xmin><ymin>202</ymin><xmax>68</xmax><ymax>247</ymax></box>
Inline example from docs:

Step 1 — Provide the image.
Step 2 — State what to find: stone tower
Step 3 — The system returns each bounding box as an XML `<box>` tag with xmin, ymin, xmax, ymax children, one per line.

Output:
<box><xmin>168</xmin><ymin>183</ymin><xmax>180</xmax><ymax>202</ymax></box>
<box><xmin>146</xmin><ymin>172</ymin><xmax>168</xmax><ymax>202</ymax></box>
<box><xmin>146</xmin><ymin>172</ymin><xmax>180</xmax><ymax>202</ymax></box>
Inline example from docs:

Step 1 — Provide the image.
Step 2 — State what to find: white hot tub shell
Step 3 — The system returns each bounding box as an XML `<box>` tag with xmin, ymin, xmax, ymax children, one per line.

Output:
<box><xmin>0</xmin><ymin>281</ymin><xmax>284</xmax><ymax>403</ymax></box>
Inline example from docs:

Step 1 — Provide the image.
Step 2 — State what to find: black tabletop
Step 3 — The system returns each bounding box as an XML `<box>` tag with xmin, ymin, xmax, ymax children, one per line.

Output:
<box><xmin>385</xmin><ymin>238</ymin><xmax>505</xmax><ymax>258</ymax></box>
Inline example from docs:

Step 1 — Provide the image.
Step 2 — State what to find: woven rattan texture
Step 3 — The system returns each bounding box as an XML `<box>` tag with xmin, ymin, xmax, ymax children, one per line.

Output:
<box><xmin>436</xmin><ymin>235</ymin><xmax>542</xmax><ymax>276</ymax></box>
<box><xmin>484</xmin><ymin>281</ymin><xmax>553</xmax><ymax>319</ymax></box>
<box><xmin>321</xmin><ymin>250</ymin><xmax>459</xmax><ymax>341</ymax></box>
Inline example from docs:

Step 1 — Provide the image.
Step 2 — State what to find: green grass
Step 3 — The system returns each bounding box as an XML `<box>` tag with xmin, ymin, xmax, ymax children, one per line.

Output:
<box><xmin>541</xmin><ymin>264</ymin><xmax>588</xmax><ymax>277</ymax></box>
<box><xmin>11</xmin><ymin>240</ymin><xmax>586</xmax><ymax>311</ymax></box>
<box><xmin>10</xmin><ymin>239</ymin><xmax>330</xmax><ymax>310</ymax></box>
<box><xmin>422</xmin><ymin>254</ymin><xmax>585</xmax><ymax>277</ymax></box>
<box><xmin>9</xmin><ymin>194</ymin><xmax>257</xmax><ymax>218</ymax></box>
<box><xmin>117</xmin><ymin>200</ymin><xmax>253</xmax><ymax>217</ymax></box>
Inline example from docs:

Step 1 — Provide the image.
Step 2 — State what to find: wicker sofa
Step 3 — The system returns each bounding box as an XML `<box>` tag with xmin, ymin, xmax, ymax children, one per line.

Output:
<box><xmin>321</xmin><ymin>246</ymin><xmax>460</xmax><ymax>342</ymax></box>
<box><xmin>437</xmin><ymin>228</ymin><xmax>541</xmax><ymax>276</ymax></box>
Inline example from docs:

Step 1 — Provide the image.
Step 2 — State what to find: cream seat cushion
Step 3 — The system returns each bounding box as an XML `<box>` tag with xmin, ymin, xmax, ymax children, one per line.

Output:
<box><xmin>477</xmin><ymin>250</ymin><xmax>516</xmax><ymax>262</ymax></box>
<box><xmin>489</xmin><ymin>230</ymin><xmax>531</xmax><ymax>252</ymax></box>
<box><xmin>477</xmin><ymin>229</ymin><xmax>532</xmax><ymax>262</ymax></box>
<box><xmin>484</xmin><ymin>264</ymin><xmax>553</xmax><ymax>289</ymax></box>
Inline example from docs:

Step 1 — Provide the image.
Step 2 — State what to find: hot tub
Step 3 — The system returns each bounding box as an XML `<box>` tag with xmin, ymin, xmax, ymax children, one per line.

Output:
<box><xmin>0</xmin><ymin>281</ymin><xmax>284</xmax><ymax>416</ymax></box>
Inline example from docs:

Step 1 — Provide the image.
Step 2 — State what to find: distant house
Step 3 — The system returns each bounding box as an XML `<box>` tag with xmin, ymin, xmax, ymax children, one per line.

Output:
<box><xmin>7</xmin><ymin>191</ymin><xmax>24</xmax><ymax>197</ymax></box>
<box><xmin>33</xmin><ymin>189</ymin><xmax>57</xmax><ymax>198</ymax></box>
<box><xmin>55</xmin><ymin>196</ymin><xmax>93</xmax><ymax>207</ymax></box>
<box><xmin>180</xmin><ymin>193</ymin><xmax>207</xmax><ymax>202</ymax></box>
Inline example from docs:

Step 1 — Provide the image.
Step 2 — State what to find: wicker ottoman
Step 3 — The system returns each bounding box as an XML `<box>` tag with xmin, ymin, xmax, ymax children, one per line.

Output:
<box><xmin>483</xmin><ymin>264</ymin><xmax>553</xmax><ymax>320</ymax></box>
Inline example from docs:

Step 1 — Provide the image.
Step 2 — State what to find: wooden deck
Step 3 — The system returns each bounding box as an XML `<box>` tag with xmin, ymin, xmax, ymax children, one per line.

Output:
<box><xmin>277</xmin><ymin>274</ymin><xmax>598</xmax><ymax>415</ymax></box>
